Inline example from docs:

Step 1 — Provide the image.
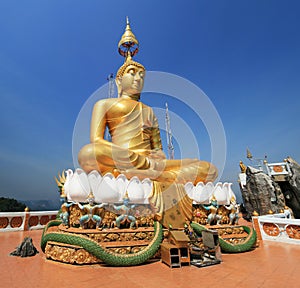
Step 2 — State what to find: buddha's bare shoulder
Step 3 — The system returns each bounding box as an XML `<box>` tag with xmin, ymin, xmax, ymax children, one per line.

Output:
<box><xmin>93</xmin><ymin>98</ymin><xmax>121</xmax><ymax>108</ymax></box>
<box><xmin>93</xmin><ymin>98</ymin><xmax>153</xmax><ymax>111</ymax></box>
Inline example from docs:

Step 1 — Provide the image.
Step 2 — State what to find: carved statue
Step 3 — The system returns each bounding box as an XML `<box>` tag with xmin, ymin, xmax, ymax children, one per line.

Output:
<box><xmin>78</xmin><ymin>192</ymin><xmax>107</xmax><ymax>229</ymax></box>
<box><xmin>225</xmin><ymin>197</ymin><xmax>239</xmax><ymax>225</ymax></box>
<box><xmin>203</xmin><ymin>196</ymin><xmax>222</xmax><ymax>225</ymax></box>
<box><xmin>59</xmin><ymin>202</ymin><xmax>74</xmax><ymax>226</ymax></box>
<box><xmin>113</xmin><ymin>193</ymin><xmax>136</xmax><ymax>228</ymax></box>
<box><xmin>239</xmin><ymin>161</ymin><xmax>247</xmax><ymax>173</ymax></box>
<box><xmin>77</xmin><ymin>18</ymin><xmax>218</xmax><ymax>227</ymax></box>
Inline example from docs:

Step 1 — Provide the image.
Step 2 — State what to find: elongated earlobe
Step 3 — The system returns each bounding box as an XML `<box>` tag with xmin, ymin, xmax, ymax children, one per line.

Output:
<box><xmin>115</xmin><ymin>77</ymin><xmax>122</xmax><ymax>85</ymax></box>
<box><xmin>115</xmin><ymin>77</ymin><xmax>122</xmax><ymax>96</ymax></box>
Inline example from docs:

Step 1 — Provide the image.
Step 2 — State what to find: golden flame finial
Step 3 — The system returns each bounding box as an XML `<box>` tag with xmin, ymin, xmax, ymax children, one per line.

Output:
<box><xmin>118</xmin><ymin>17</ymin><xmax>139</xmax><ymax>60</ymax></box>
<box><xmin>87</xmin><ymin>191</ymin><xmax>95</xmax><ymax>200</ymax></box>
<box><xmin>246</xmin><ymin>148</ymin><xmax>253</xmax><ymax>159</ymax></box>
<box><xmin>123</xmin><ymin>191</ymin><xmax>130</xmax><ymax>200</ymax></box>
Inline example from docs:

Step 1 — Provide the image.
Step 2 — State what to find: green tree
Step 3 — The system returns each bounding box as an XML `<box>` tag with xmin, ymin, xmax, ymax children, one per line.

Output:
<box><xmin>0</xmin><ymin>197</ymin><xmax>26</xmax><ymax>212</ymax></box>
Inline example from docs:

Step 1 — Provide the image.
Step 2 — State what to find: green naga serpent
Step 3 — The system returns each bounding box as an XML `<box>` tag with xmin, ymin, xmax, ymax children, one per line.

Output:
<box><xmin>190</xmin><ymin>222</ymin><xmax>257</xmax><ymax>253</ymax></box>
<box><xmin>41</xmin><ymin>219</ymin><xmax>257</xmax><ymax>266</ymax></box>
<box><xmin>41</xmin><ymin>219</ymin><xmax>163</xmax><ymax>266</ymax></box>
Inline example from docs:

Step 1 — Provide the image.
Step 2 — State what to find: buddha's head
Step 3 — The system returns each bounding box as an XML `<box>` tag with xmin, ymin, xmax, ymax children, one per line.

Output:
<box><xmin>116</xmin><ymin>58</ymin><xmax>145</xmax><ymax>99</ymax></box>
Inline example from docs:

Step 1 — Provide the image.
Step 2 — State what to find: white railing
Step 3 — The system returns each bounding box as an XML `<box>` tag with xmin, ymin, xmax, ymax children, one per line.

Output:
<box><xmin>253</xmin><ymin>214</ymin><xmax>300</xmax><ymax>244</ymax></box>
<box><xmin>0</xmin><ymin>210</ymin><xmax>58</xmax><ymax>232</ymax></box>
<box><xmin>265</xmin><ymin>162</ymin><xmax>292</xmax><ymax>177</ymax></box>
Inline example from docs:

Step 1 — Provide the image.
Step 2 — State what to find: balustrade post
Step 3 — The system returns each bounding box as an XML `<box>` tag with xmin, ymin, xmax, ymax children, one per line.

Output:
<box><xmin>24</xmin><ymin>207</ymin><xmax>30</xmax><ymax>231</ymax></box>
<box><xmin>252</xmin><ymin>214</ymin><xmax>262</xmax><ymax>241</ymax></box>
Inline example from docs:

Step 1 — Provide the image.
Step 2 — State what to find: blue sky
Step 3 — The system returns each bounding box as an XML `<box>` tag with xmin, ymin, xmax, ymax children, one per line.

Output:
<box><xmin>0</xmin><ymin>0</ymin><xmax>300</xmax><ymax>204</ymax></box>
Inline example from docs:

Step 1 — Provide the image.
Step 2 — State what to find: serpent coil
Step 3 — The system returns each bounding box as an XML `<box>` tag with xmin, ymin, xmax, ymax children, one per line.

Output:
<box><xmin>190</xmin><ymin>222</ymin><xmax>257</xmax><ymax>253</ymax></box>
<box><xmin>41</xmin><ymin>220</ymin><xmax>163</xmax><ymax>266</ymax></box>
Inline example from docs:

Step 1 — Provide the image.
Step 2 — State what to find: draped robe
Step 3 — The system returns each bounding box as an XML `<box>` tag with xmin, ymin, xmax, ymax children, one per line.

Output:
<box><xmin>78</xmin><ymin>97</ymin><xmax>217</xmax><ymax>227</ymax></box>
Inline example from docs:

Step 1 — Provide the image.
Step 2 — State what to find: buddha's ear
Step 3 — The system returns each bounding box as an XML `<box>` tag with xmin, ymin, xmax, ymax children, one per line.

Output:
<box><xmin>115</xmin><ymin>77</ymin><xmax>122</xmax><ymax>96</ymax></box>
<box><xmin>115</xmin><ymin>76</ymin><xmax>122</xmax><ymax>86</ymax></box>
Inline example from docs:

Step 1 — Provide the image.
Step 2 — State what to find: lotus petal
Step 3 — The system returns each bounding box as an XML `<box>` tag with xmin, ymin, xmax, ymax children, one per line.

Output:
<box><xmin>193</xmin><ymin>182</ymin><xmax>205</xmax><ymax>203</ymax></box>
<box><xmin>141</xmin><ymin>178</ymin><xmax>152</xmax><ymax>204</ymax></box>
<box><xmin>67</xmin><ymin>168</ymin><xmax>90</xmax><ymax>203</ymax></box>
<box><xmin>200</xmin><ymin>182</ymin><xmax>214</xmax><ymax>204</ymax></box>
<box><xmin>127</xmin><ymin>176</ymin><xmax>145</xmax><ymax>204</ymax></box>
<box><xmin>213</xmin><ymin>182</ymin><xmax>227</xmax><ymax>204</ymax></box>
<box><xmin>87</xmin><ymin>170</ymin><xmax>102</xmax><ymax>195</ymax></box>
<box><xmin>64</xmin><ymin>169</ymin><xmax>73</xmax><ymax>201</ymax></box>
<box><xmin>184</xmin><ymin>182</ymin><xmax>194</xmax><ymax>200</ymax></box>
<box><xmin>95</xmin><ymin>173</ymin><xmax>119</xmax><ymax>203</ymax></box>
<box><xmin>116</xmin><ymin>174</ymin><xmax>129</xmax><ymax>201</ymax></box>
<box><xmin>221</xmin><ymin>182</ymin><xmax>230</xmax><ymax>205</ymax></box>
<box><xmin>227</xmin><ymin>183</ymin><xmax>236</xmax><ymax>202</ymax></box>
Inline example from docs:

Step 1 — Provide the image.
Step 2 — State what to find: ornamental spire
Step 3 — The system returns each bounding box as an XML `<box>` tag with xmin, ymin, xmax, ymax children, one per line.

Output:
<box><xmin>118</xmin><ymin>17</ymin><xmax>139</xmax><ymax>60</ymax></box>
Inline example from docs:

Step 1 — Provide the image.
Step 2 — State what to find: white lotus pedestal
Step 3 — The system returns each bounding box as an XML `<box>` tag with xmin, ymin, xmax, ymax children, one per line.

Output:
<box><xmin>43</xmin><ymin>169</ymin><xmax>245</xmax><ymax>266</ymax></box>
<box><xmin>64</xmin><ymin>169</ymin><xmax>236</xmax><ymax>206</ymax></box>
<box><xmin>62</xmin><ymin>169</ymin><xmax>237</xmax><ymax>229</ymax></box>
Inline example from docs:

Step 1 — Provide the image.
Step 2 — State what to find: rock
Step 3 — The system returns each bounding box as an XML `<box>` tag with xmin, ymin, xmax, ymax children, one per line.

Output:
<box><xmin>240</xmin><ymin>158</ymin><xmax>300</xmax><ymax>219</ymax></box>
<box><xmin>10</xmin><ymin>237</ymin><xmax>39</xmax><ymax>257</ymax></box>
<box><xmin>280</xmin><ymin>157</ymin><xmax>300</xmax><ymax>218</ymax></box>
<box><xmin>241</xmin><ymin>166</ymin><xmax>285</xmax><ymax>217</ymax></box>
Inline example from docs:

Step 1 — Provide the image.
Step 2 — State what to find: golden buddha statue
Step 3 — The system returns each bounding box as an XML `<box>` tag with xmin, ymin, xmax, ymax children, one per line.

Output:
<box><xmin>78</xmin><ymin>18</ymin><xmax>218</xmax><ymax>227</ymax></box>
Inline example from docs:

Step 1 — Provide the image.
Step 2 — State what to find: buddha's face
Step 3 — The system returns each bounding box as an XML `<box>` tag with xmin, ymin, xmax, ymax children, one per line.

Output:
<box><xmin>117</xmin><ymin>65</ymin><xmax>145</xmax><ymax>97</ymax></box>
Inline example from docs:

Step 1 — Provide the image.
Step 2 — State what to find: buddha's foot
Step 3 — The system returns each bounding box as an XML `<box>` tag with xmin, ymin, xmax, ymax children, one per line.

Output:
<box><xmin>122</xmin><ymin>168</ymin><xmax>179</xmax><ymax>183</ymax></box>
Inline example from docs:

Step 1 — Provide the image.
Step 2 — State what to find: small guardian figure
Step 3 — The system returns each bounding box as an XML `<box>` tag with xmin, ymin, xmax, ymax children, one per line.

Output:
<box><xmin>203</xmin><ymin>196</ymin><xmax>222</xmax><ymax>225</ymax></box>
<box><xmin>225</xmin><ymin>196</ymin><xmax>239</xmax><ymax>225</ymax></box>
<box><xmin>78</xmin><ymin>192</ymin><xmax>107</xmax><ymax>229</ymax></box>
<box><xmin>59</xmin><ymin>202</ymin><xmax>75</xmax><ymax>227</ymax></box>
<box><xmin>113</xmin><ymin>193</ymin><xmax>136</xmax><ymax>229</ymax></box>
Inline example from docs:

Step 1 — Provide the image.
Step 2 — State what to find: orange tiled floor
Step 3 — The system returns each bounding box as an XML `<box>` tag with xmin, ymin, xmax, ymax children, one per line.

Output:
<box><xmin>1</xmin><ymin>229</ymin><xmax>300</xmax><ymax>288</ymax></box>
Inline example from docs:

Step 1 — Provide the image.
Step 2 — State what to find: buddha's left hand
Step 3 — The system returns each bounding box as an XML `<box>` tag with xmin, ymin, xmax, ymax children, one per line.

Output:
<box><xmin>148</xmin><ymin>149</ymin><xmax>166</xmax><ymax>160</ymax></box>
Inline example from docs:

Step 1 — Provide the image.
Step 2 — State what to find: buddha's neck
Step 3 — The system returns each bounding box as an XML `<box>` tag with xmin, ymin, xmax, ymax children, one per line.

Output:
<box><xmin>120</xmin><ymin>93</ymin><xmax>140</xmax><ymax>101</ymax></box>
